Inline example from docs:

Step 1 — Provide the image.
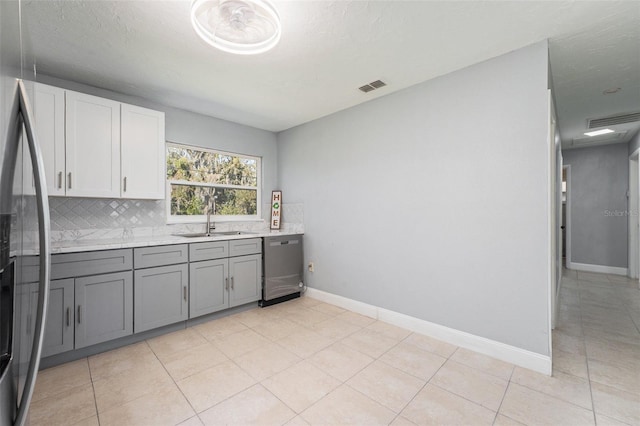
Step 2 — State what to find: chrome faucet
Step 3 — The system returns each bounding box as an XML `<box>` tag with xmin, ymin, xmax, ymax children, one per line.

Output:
<box><xmin>205</xmin><ymin>196</ymin><xmax>216</xmax><ymax>236</ymax></box>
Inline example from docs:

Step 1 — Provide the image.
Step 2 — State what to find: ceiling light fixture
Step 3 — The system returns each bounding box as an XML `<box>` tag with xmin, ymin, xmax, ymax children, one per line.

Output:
<box><xmin>603</xmin><ymin>87</ymin><xmax>621</xmax><ymax>95</ymax></box>
<box><xmin>584</xmin><ymin>129</ymin><xmax>615</xmax><ymax>137</ymax></box>
<box><xmin>190</xmin><ymin>0</ymin><xmax>281</xmax><ymax>55</ymax></box>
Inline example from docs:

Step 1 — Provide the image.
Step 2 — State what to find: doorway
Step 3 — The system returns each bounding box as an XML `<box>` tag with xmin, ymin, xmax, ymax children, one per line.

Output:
<box><xmin>561</xmin><ymin>165</ymin><xmax>570</xmax><ymax>268</ymax></box>
<box><xmin>628</xmin><ymin>149</ymin><xmax>639</xmax><ymax>279</ymax></box>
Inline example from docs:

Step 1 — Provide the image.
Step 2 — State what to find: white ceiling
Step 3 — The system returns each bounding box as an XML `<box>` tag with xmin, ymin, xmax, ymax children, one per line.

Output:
<box><xmin>20</xmin><ymin>0</ymin><xmax>640</xmax><ymax>141</ymax></box>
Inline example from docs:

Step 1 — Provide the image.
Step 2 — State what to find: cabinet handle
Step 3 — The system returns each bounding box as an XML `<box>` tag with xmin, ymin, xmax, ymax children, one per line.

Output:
<box><xmin>183</xmin><ymin>286</ymin><xmax>187</xmax><ymax>301</ymax></box>
<box><xmin>77</xmin><ymin>305</ymin><xmax>81</xmax><ymax>324</ymax></box>
<box><xmin>123</xmin><ymin>176</ymin><xmax>127</xmax><ymax>192</ymax></box>
<box><xmin>58</xmin><ymin>171</ymin><xmax>62</xmax><ymax>189</ymax></box>
<box><xmin>66</xmin><ymin>307</ymin><xmax>70</xmax><ymax>327</ymax></box>
<box><xmin>68</xmin><ymin>172</ymin><xmax>72</xmax><ymax>189</ymax></box>
<box><xmin>225</xmin><ymin>277</ymin><xmax>229</xmax><ymax>291</ymax></box>
<box><xmin>231</xmin><ymin>276</ymin><xmax>234</xmax><ymax>290</ymax></box>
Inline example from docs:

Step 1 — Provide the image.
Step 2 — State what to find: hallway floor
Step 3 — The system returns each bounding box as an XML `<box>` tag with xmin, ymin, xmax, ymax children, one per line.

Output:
<box><xmin>553</xmin><ymin>269</ymin><xmax>640</xmax><ymax>425</ymax></box>
<box><xmin>28</xmin><ymin>271</ymin><xmax>639</xmax><ymax>426</ymax></box>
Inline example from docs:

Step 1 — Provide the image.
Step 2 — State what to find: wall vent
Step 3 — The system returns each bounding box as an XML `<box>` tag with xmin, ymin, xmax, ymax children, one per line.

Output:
<box><xmin>359</xmin><ymin>79</ymin><xmax>386</xmax><ymax>93</ymax></box>
<box><xmin>588</xmin><ymin>112</ymin><xmax>640</xmax><ymax>128</ymax></box>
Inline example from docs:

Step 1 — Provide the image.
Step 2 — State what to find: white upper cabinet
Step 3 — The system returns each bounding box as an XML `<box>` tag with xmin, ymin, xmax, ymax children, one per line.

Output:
<box><xmin>31</xmin><ymin>83</ymin><xmax>165</xmax><ymax>200</ymax></box>
<box><xmin>121</xmin><ymin>104</ymin><xmax>165</xmax><ymax>199</ymax></box>
<box><xmin>33</xmin><ymin>83</ymin><xmax>66</xmax><ymax>196</ymax></box>
<box><xmin>65</xmin><ymin>90</ymin><xmax>121</xmax><ymax>198</ymax></box>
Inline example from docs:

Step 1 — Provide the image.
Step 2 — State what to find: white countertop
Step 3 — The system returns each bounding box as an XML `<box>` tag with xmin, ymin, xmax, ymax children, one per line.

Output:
<box><xmin>22</xmin><ymin>229</ymin><xmax>302</xmax><ymax>255</ymax></box>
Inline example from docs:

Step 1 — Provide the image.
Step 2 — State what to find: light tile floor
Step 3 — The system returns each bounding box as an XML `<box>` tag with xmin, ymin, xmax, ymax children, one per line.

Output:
<box><xmin>29</xmin><ymin>270</ymin><xmax>640</xmax><ymax>425</ymax></box>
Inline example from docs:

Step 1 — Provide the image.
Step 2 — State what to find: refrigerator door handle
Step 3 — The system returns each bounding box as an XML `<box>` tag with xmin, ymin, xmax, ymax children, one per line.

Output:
<box><xmin>13</xmin><ymin>79</ymin><xmax>51</xmax><ymax>426</ymax></box>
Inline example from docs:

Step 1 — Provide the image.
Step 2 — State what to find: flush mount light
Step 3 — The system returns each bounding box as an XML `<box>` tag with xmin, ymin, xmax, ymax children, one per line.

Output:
<box><xmin>603</xmin><ymin>87</ymin><xmax>621</xmax><ymax>95</ymax></box>
<box><xmin>584</xmin><ymin>128</ymin><xmax>615</xmax><ymax>137</ymax></box>
<box><xmin>190</xmin><ymin>0</ymin><xmax>281</xmax><ymax>55</ymax></box>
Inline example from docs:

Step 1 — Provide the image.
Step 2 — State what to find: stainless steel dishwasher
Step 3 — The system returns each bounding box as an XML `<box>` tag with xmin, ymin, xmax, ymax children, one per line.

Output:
<box><xmin>260</xmin><ymin>234</ymin><xmax>304</xmax><ymax>307</ymax></box>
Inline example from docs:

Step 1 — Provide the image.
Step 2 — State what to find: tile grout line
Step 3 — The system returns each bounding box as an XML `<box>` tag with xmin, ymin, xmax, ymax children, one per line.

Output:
<box><xmin>620</xmin><ymin>287</ymin><xmax>640</xmax><ymax>335</ymax></box>
<box><xmin>193</xmin><ymin>322</ymin><xmax>288</xmax><ymax>417</ymax></box>
<box><xmin>254</xmin><ymin>359</ymin><xmax>312</xmax><ymax>423</ymax></box>
<box><xmin>143</xmin><ymin>339</ymin><xmax>203</xmax><ymax>425</ymax></box>
<box><xmin>296</xmin><ymin>320</ymin><xmax>420</xmax><ymax>424</ymax></box>
<box><xmin>85</xmin><ymin>356</ymin><xmax>101</xmax><ymax>426</ymax></box>
<box><xmin>260</xmin><ymin>304</ymin><xmax>362</xmax><ymax>423</ymax></box>
<box><xmin>491</xmin><ymin>363</ymin><xmax>515</xmax><ymax>425</ymax></box>
<box><xmin>577</xmin><ymin>278</ymin><xmax>601</xmax><ymax>425</ymax></box>
<box><xmin>387</xmin><ymin>343</ymin><xmax>461</xmax><ymax>425</ymax></box>
<box><xmin>221</xmin><ymin>305</ymin><xmax>365</xmax><ymax>420</ymax></box>
<box><xmin>263</xmin><ymin>304</ymin><xmax>381</xmax><ymax>424</ymax></box>
<box><xmin>341</xmin><ymin>381</ymin><xmax>407</xmax><ymax>425</ymax></box>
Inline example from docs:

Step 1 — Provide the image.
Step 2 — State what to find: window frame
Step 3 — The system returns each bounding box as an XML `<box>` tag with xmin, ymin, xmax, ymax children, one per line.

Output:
<box><xmin>165</xmin><ymin>142</ymin><xmax>262</xmax><ymax>224</ymax></box>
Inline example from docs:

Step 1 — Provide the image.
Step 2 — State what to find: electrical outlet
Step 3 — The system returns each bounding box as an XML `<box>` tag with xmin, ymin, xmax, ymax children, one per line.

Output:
<box><xmin>308</xmin><ymin>262</ymin><xmax>314</xmax><ymax>272</ymax></box>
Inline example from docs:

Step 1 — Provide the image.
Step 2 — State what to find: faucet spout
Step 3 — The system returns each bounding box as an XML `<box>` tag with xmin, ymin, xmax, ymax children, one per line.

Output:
<box><xmin>206</xmin><ymin>208</ymin><xmax>212</xmax><ymax>236</ymax></box>
<box><xmin>205</xmin><ymin>196</ymin><xmax>217</xmax><ymax>236</ymax></box>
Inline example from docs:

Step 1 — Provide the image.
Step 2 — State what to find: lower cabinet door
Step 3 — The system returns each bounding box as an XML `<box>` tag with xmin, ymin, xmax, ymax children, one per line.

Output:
<box><xmin>229</xmin><ymin>254</ymin><xmax>262</xmax><ymax>308</ymax></box>
<box><xmin>42</xmin><ymin>279</ymin><xmax>75</xmax><ymax>357</ymax></box>
<box><xmin>75</xmin><ymin>271</ymin><xmax>133</xmax><ymax>349</ymax></box>
<box><xmin>22</xmin><ymin>279</ymin><xmax>75</xmax><ymax>358</ymax></box>
<box><xmin>134</xmin><ymin>264</ymin><xmax>188</xmax><ymax>333</ymax></box>
<box><xmin>189</xmin><ymin>259</ymin><xmax>228</xmax><ymax>318</ymax></box>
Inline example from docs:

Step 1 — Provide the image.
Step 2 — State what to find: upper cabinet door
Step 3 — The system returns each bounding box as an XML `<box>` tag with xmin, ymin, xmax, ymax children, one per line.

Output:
<box><xmin>33</xmin><ymin>83</ymin><xmax>66</xmax><ymax>196</ymax></box>
<box><xmin>121</xmin><ymin>104</ymin><xmax>165</xmax><ymax>199</ymax></box>
<box><xmin>65</xmin><ymin>90</ymin><xmax>121</xmax><ymax>198</ymax></box>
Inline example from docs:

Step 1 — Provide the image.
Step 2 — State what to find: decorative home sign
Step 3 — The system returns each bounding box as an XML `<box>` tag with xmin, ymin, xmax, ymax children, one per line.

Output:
<box><xmin>270</xmin><ymin>190</ymin><xmax>282</xmax><ymax>230</ymax></box>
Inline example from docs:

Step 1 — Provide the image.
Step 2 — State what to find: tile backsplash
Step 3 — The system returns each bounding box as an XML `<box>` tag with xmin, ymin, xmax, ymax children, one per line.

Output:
<box><xmin>41</xmin><ymin>197</ymin><xmax>303</xmax><ymax>242</ymax></box>
<box><xmin>49</xmin><ymin>198</ymin><xmax>166</xmax><ymax>230</ymax></box>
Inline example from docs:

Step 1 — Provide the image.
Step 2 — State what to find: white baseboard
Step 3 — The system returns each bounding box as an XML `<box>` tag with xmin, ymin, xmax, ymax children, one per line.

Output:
<box><xmin>305</xmin><ymin>287</ymin><xmax>552</xmax><ymax>375</ymax></box>
<box><xmin>567</xmin><ymin>262</ymin><xmax>628</xmax><ymax>276</ymax></box>
<box><xmin>305</xmin><ymin>287</ymin><xmax>377</xmax><ymax>318</ymax></box>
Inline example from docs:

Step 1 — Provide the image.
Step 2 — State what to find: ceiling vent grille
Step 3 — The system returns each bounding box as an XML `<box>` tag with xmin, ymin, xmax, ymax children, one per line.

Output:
<box><xmin>572</xmin><ymin>131</ymin><xmax>627</xmax><ymax>147</ymax></box>
<box><xmin>588</xmin><ymin>112</ymin><xmax>640</xmax><ymax>128</ymax></box>
<box><xmin>359</xmin><ymin>79</ymin><xmax>386</xmax><ymax>93</ymax></box>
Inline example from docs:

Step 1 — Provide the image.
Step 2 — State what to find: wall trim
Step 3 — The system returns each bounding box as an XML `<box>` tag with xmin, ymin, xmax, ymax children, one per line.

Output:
<box><xmin>567</xmin><ymin>261</ymin><xmax>628</xmax><ymax>276</ymax></box>
<box><xmin>305</xmin><ymin>287</ymin><xmax>552</xmax><ymax>375</ymax></box>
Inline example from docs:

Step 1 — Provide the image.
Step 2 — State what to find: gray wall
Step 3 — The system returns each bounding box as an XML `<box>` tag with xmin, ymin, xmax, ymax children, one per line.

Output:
<box><xmin>563</xmin><ymin>143</ymin><xmax>629</xmax><ymax>268</ymax></box>
<box><xmin>278</xmin><ymin>41</ymin><xmax>551</xmax><ymax>355</ymax></box>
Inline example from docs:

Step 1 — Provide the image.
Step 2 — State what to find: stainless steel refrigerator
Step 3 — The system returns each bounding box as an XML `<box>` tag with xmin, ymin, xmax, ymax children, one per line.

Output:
<box><xmin>0</xmin><ymin>1</ymin><xmax>52</xmax><ymax>425</ymax></box>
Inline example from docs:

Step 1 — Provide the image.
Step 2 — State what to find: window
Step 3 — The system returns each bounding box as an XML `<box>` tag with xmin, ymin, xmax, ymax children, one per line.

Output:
<box><xmin>166</xmin><ymin>143</ymin><xmax>261</xmax><ymax>223</ymax></box>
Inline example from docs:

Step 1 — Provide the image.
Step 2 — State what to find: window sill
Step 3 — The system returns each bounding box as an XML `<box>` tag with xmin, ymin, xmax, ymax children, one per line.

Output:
<box><xmin>166</xmin><ymin>216</ymin><xmax>265</xmax><ymax>225</ymax></box>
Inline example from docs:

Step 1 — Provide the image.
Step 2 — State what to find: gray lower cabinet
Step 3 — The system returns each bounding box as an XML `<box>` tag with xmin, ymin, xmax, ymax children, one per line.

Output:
<box><xmin>74</xmin><ymin>271</ymin><xmax>133</xmax><ymax>349</ymax></box>
<box><xmin>42</xmin><ymin>279</ymin><xmax>75</xmax><ymax>357</ymax></box>
<box><xmin>34</xmin><ymin>238</ymin><xmax>268</xmax><ymax>359</ymax></box>
<box><xmin>188</xmin><ymin>239</ymin><xmax>263</xmax><ymax>317</ymax></box>
<box><xmin>134</xmin><ymin>264</ymin><xmax>188</xmax><ymax>333</ymax></box>
<box><xmin>20</xmin><ymin>278</ymin><xmax>74</xmax><ymax>358</ymax></box>
<box><xmin>229</xmin><ymin>254</ymin><xmax>262</xmax><ymax>308</ymax></box>
<box><xmin>189</xmin><ymin>259</ymin><xmax>228</xmax><ymax>318</ymax></box>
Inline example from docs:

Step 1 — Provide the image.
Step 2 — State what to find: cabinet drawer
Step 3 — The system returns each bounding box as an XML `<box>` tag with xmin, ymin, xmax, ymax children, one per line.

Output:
<box><xmin>230</xmin><ymin>238</ymin><xmax>262</xmax><ymax>257</ymax></box>
<box><xmin>189</xmin><ymin>241</ymin><xmax>229</xmax><ymax>262</ymax></box>
<box><xmin>23</xmin><ymin>249</ymin><xmax>133</xmax><ymax>282</ymax></box>
<box><xmin>134</xmin><ymin>244</ymin><xmax>188</xmax><ymax>269</ymax></box>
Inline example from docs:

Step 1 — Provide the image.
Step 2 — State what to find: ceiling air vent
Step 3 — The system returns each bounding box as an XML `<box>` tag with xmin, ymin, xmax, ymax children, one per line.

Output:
<box><xmin>572</xmin><ymin>131</ymin><xmax>627</xmax><ymax>147</ymax></box>
<box><xmin>358</xmin><ymin>79</ymin><xmax>387</xmax><ymax>93</ymax></box>
<box><xmin>588</xmin><ymin>112</ymin><xmax>640</xmax><ymax>128</ymax></box>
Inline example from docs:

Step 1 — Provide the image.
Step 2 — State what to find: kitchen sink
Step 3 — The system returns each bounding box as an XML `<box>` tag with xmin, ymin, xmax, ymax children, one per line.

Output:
<box><xmin>211</xmin><ymin>231</ymin><xmax>257</xmax><ymax>236</ymax></box>
<box><xmin>173</xmin><ymin>231</ymin><xmax>257</xmax><ymax>238</ymax></box>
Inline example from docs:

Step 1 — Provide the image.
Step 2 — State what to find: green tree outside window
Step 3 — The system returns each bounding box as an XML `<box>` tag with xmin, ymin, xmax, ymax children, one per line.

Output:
<box><xmin>166</xmin><ymin>144</ymin><xmax>260</xmax><ymax>219</ymax></box>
